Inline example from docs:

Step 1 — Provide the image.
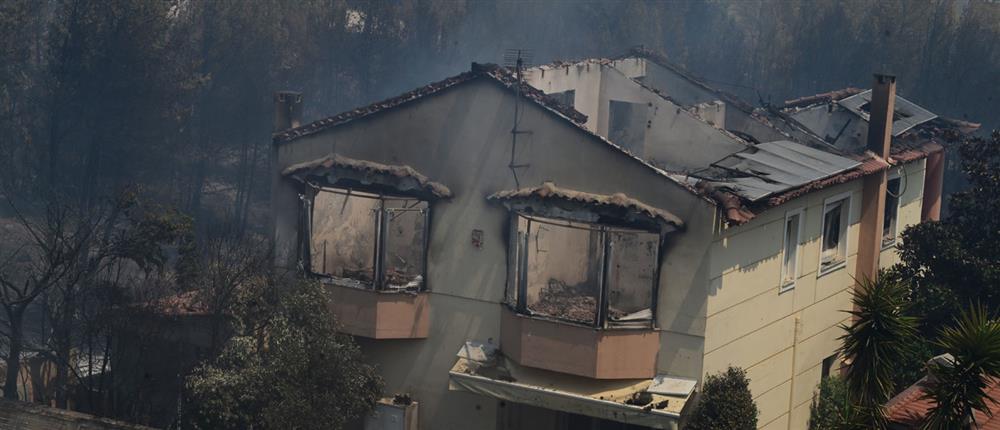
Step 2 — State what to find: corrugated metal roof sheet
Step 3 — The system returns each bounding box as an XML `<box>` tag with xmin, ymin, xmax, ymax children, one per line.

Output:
<box><xmin>838</xmin><ymin>90</ymin><xmax>938</xmax><ymax>136</ymax></box>
<box><xmin>694</xmin><ymin>140</ymin><xmax>862</xmax><ymax>201</ymax></box>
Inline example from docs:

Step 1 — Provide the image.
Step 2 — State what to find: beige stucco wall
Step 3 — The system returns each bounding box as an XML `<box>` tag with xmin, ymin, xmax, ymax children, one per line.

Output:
<box><xmin>526</xmin><ymin>61</ymin><xmax>745</xmax><ymax>172</ymax></box>
<box><xmin>879</xmin><ymin>159</ymin><xmax>926</xmax><ymax>269</ymax></box>
<box><xmin>273</xmin><ymin>79</ymin><xmax>717</xmax><ymax>430</ymax></box>
<box><xmin>610</xmin><ymin>58</ymin><xmax>790</xmax><ymax>145</ymax></box>
<box><xmin>704</xmin><ymin>159</ymin><xmax>926</xmax><ymax>430</ymax></box>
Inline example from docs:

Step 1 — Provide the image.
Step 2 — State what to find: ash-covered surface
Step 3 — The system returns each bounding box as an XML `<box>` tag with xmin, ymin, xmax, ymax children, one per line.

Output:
<box><xmin>490</xmin><ymin>181</ymin><xmax>683</xmax><ymax>228</ymax></box>
<box><xmin>530</xmin><ymin>279</ymin><xmax>597</xmax><ymax>323</ymax></box>
<box><xmin>284</xmin><ymin>153</ymin><xmax>452</xmax><ymax>198</ymax></box>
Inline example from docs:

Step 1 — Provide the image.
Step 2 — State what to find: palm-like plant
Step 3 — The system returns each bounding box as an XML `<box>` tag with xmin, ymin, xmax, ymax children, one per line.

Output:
<box><xmin>840</xmin><ymin>275</ymin><xmax>919</xmax><ymax>428</ymax></box>
<box><xmin>922</xmin><ymin>304</ymin><xmax>1000</xmax><ymax>430</ymax></box>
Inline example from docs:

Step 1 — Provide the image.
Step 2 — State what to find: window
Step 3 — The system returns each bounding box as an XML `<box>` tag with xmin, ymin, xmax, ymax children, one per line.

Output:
<box><xmin>608</xmin><ymin>100</ymin><xmax>647</xmax><ymax>155</ymax></box>
<box><xmin>820</xmin><ymin>194</ymin><xmax>851</xmax><ymax>274</ymax></box>
<box><xmin>550</xmin><ymin>90</ymin><xmax>575</xmax><ymax>108</ymax></box>
<box><xmin>309</xmin><ymin>188</ymin><xmax>428</xmax><ymax>291</ymax></box>
<box><xmin>780</xmin><ymin>210</ymin><xmax>803</xmax><ymax>292</ymax></box>
<box><xmin>882</xmin><ymin>176</ymin><xmax>901</xmax><ymax>248</ymax></box>
<box><xmin>821</xmin><ymin>354</ymin><xmax>839</xmax><ymax>380</ymax></box>
<box><xmin>508</xmin><ymin>213</ymin><xmax>658</xmax><ymax>328</ymax></box>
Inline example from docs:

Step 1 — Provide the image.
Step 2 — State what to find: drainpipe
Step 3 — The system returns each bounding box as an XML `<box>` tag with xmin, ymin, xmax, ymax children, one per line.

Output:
<box><xmin>271</xmin><ymin>91</ymin><xmax>304</xmax><ymax>271</ymax></box>
<box><xmin>854</xmin><ymin>74</ymin><xmax>895</xmax><ymax>285</ymax></box>
<box><xmin>921</xmin><ymin>150</ymin><xmax>944</xmax><ymax>221</ymax></box>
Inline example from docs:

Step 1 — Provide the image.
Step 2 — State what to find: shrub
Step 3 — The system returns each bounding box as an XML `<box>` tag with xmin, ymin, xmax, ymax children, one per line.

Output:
<box><xmin>686</xmin><ymin>366</ymin><xmax>758</xmax><ymax>430</ymax></box>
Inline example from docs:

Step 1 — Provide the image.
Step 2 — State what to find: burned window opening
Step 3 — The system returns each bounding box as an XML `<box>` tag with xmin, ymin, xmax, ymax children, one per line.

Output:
<box><xmin>820</xmin><ymin>195</ymin><xmax>850</xmax><ymax>274</ymax></box>
<box><xmin>550</xmin><ymin>90</ymin><xmax>576</xmax><ymax>109</ymax></box>
<box><xmin>883</xmin><ymin>176</ymin><xmax>902</xmax><ymax>247</ymax></box>
<box><xmin>308</xmin><ymin>187</ymin><xmax>429</xmax><ymax>292</ymax></box>
<box><xmin>609</xmin><ymin>100</ymin><xmax>647</xmax><ymax>155</ymax></box>
<box><xmin>858</xmin><ymin>102</ymin><xmax>912</xmax><ymax>121</ymax></box>
<box><xmin>507</xmin><ymin>213</ymin><xmax>659</xmax><ymax>328</ymax></box>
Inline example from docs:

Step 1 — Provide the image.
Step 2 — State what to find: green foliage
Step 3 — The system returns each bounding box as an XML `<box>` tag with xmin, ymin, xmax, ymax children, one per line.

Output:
<box><xmin>184</xmin><ymin>279</ymin><xmax>383</xmax><ymax>430</ymax></box>
<box><xmin>896</xmin><ymin>131</ymin><xmax>1000</xmax><ymax>336</ymax></box>
<box><xmin>809</xmin><ymin>376</ymin><xmax>866</xmax><ymax>430</ymax></box>
<box><xmin>686</xmin><ymin>367</ymin><xmax>758</xmax><ymax>430</ymax></box>
<box><xmin>921</xmin><ymin>304</ymin><xmax>1000</xmax><ymax>429</ymax></box>
<box><xmin>839</xmin><ymin>275</ymin><xmax>918</xmax><ymax>428</ymax></box>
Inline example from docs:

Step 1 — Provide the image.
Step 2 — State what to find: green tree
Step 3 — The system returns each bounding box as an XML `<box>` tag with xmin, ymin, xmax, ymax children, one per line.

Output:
<box><xmin>896</xmin><ymin>131</ymin><xmax>1000</xmax><ymax>336</ymax></box>
<box><xmin>184</xmin><ymin>278</ymin><xmax>383</xmax><ymax>430</ymax></box>
<box><xmin>839</xmin><ymin>275</ymin><xmax>918</xmax><ymax>428</ymax></box>
<box><xmin>686</xmin><ymin>367</ymin><xmax>758</xmax><ymax>430</ymax></box>
<box><xmin>921</xmin><ymin>305</ymin><xmax>1000</xmax><ymax>430</ymax></box>
<box><xmin>808</xmin><ymin>376</ymin><xmax>865</xmax><ymax>430</ymax></box>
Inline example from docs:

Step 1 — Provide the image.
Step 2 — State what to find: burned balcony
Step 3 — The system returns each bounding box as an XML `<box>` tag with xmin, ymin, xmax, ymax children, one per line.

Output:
<box><xmin>283</xmin><ymin>153</ymin><xmax>451</xmax><ymax>339</ymax></box>
<box><xmin>489</xmin><ymin>182</ymin><xmax>682</xmax><ymax>378</ymax></box>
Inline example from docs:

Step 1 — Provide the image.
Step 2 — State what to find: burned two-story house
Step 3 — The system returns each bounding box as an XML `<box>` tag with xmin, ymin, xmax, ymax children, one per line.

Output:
<box><xmin>269</xmin><ymin>50</ymin><xmax>972</xmax><ymax>430</ymax></box>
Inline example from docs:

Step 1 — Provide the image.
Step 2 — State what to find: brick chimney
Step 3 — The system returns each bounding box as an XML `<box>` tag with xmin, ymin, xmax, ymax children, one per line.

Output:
<box><xmin>855</xmin><ymin>74</ymin><xmax>895</xmax><ymax>284</ymax></box>
<box><xmin>865</xmin><ymin>75</ymin><xmax>895</xmax><ymax>158</ymax></box>
<box><xmin>271</xmin><ymin>91</ymin><xmax>304</xmax><ymax>270</ymax></box>
<box><xmin>273</xmin><ymin>91</ymin><xmax>303</xmax><ymax>132</ymax></box>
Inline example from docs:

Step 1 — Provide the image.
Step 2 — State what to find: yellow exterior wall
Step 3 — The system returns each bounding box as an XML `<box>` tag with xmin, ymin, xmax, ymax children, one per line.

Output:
<box><xmin>879</xmin><ymin>159</ymin><xmax>926</xmax><ymax>269</ymax></box>
<box><xmin>704</xmin><ymin>158</ymin><xmax>927</xmax><ymax>429</ymax></box>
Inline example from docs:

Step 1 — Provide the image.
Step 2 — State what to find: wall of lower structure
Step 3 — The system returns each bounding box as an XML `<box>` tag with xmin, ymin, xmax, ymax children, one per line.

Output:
<box><xmin>0</xmin><ymin>398</ymin><xmax>154</xmax><ymax>430</ymax></box>
<box><xmin>273</xmin><ymin>79</ymin><xmax>718</xmax><ymax>430</ymax></box>
<box><xmin>704</xmin><ymin>159</ymin><xmax>926</xmax><ymax>430</ymax></box>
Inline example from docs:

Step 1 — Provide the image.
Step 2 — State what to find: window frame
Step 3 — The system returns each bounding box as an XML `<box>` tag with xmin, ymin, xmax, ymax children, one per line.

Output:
<box><xmin>882</xmin><ymin>172</ymin><xmax>903</xmax><ymax>249</ymax></box>
<box><xmin>506</xmin><ymin>212</ymin><xmax>661</xmax><ymax>329</ymax></box>
<box><xmin>305</xmin><ymin>186</ymin><xmax>431</xmax><ymax>292</ymax></box>
<box><xmin>818</xmin><ymin>191</ymin><xmax>853</xmax><ymax>277</ymax></box>
<box><xmin>779</xmin><ymin>208</ymin><xmax>805</xmax><ymax>293</ymax></box>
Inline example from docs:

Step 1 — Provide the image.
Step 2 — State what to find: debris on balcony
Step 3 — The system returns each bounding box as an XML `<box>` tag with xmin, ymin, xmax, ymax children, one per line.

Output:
<box><xmin>448</xmin><ymin>341</ymin><xmax>688</xmax><ymax>429</ymax></box>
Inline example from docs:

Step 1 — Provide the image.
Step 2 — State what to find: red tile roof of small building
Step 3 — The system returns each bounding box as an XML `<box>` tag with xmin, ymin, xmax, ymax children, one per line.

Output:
<box><xmin>885</xmin><ymin>377</ymin><xmax>1000</xmax><ymax>429</ymax></box>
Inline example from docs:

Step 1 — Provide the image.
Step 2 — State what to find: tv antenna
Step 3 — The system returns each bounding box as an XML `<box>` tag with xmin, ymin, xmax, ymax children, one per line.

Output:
<box><xmin>503</xmin><ymin>49</ymin><xmax>534</xmax><ymax>188</ymax></box>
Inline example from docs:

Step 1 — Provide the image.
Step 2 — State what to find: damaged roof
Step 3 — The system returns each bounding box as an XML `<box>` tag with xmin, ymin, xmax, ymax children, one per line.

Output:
<box><xmin>275</xmin><ymin>62</ymin><xmax>717</xmax><ymax>207</ymax></box>
<box><xmin>273</xmin><ymin>63</ymin><xmax>587</xmax><ymax>143</ymax></box>
<box><xmin>489</xmin><ymin>181</ymin><xmax>684</xmax><ymax>229</ymax></box>
<box><xmin>692</xmin><ymin>140</ymin><xmax>862</xmax><ymax>202</ymax></box>
<box><xmin>590</xmin><ymin>48</ymin><xmax>973</xmax><ymax>225</ymax></box>
<box><xmin>620</xmin><ymin>47</ymin><xmax>758</xmax><ymax>114</ymax></box>
<box><xmin>837</xmin><ymin>90</ymin><xmax>938</xmax><ymax>136</ymax></box>
<box><xmin>283</xmin><ymin>153</ymin><xmax>452</xmax><ymax>199</ymax></box>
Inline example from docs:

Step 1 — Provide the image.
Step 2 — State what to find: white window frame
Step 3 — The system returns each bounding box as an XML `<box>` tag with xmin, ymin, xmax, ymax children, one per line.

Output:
<box><xmin>780</xmin><ymin>208</ymin><xmax>805</xmax><ymax>293</ymax></box>
<box><xmin>818</xmin><ymin>191</ymin><xmax>853</xmax><ymax>277</ymax></box>
<box><xmin>882</xmin><ymin>171</ymin><xmax>903</xmax><ymax>249</ymax></box>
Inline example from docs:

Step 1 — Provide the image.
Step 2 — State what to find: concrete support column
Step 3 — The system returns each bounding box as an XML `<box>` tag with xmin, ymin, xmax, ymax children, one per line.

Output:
<box><xmin>921</xmin><ymin>150</ymin><xmax>945</xmax><ymax>221</ymax></box>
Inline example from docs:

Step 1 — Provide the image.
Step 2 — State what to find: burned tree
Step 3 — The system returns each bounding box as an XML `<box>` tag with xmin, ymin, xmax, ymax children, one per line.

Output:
<box><xmin>0</xmin><ymin>198</ymin><xmax>82</xmax><ymax>400</ymax></box>
<box><xmin>0</xmin><ymin>188</ymin><xmax>186</xmax><ymax>409</ymax></box>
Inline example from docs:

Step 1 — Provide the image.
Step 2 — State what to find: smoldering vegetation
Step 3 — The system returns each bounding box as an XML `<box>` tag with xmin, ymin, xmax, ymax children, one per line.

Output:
<box><xmin>0</xmin><ymin>0</ymin><xmax>997</xmax><ymax>230</ymax></box>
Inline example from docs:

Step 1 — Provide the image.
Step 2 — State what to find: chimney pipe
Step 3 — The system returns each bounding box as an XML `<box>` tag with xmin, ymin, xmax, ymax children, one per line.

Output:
<box><xmin>854</xmin><ymin>74</ymin><xmax>895</xmax><ymax>287</ymax></box>
<box><xmin>865</xmin><ymin>74</ymin><xmax>895</xmax><ymax>158</ymax></box>
<box><xmin>273</xmin><ymin>91</ymin><xmax>303</xmax><ymax>132</ymax></box>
